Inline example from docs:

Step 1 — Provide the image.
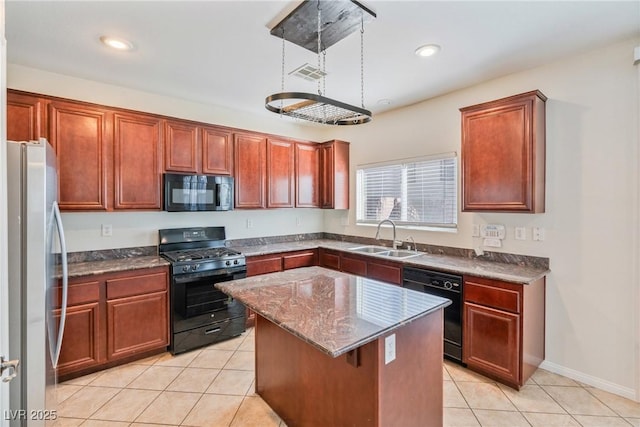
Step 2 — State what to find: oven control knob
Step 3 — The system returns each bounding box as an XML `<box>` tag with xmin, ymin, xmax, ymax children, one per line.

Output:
<box><xmin>233</xmin><ymin>260</ymin><xmax>239</xmax><ymax>265</ymax></box>
<box><xmin>225</xmin><ymin>260</ymin><xmax>231</xmax><ymax>266</ymax></box>
<box><xmin>444</xmin><ymin>281</ymin><xmax>453</xmax><ymax>290</ymax></box>
<box><xmin>182</xmin><ymin>266</ymin><xmax>190</xmax><ymax>272</ymax></box>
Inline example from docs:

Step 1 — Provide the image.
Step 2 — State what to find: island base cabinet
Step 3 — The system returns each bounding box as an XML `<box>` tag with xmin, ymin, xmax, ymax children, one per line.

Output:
<box><xmin>255</xmin><ymin>311</ymin><xmax>443</xmax><ymax>427</ymax></box>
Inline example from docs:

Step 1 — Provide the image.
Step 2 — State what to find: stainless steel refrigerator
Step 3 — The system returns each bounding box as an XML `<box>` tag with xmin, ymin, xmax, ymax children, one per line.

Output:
<box><xmin>6</xmin><ymin>139</ymin><xmax>68</xmax><ymax>426</ymax></box>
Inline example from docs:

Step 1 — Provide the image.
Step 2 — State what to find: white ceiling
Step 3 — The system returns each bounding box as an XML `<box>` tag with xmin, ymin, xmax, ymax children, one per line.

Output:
<box><xmin>6</xmin><ymin>1</ymin><xmax>639</xmax><ymax>123</ymax></box>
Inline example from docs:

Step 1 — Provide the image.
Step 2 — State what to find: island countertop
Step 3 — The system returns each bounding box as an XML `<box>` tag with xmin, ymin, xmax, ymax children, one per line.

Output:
<box><xmin>215</xmin><ymin>266</ymin><xmax>451</xmax><ymax>358</ymax></box>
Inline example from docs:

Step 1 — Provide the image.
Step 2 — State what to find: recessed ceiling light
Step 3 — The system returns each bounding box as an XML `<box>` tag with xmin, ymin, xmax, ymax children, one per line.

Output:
<box><xmin>100</xmin><ymin>36</ymin><xmax>134</xmax><ymax>51</ymax></box>
<box><xmin>415</xmin><ymin>44</ymin><xmax>441</xmax><ymax>58</ymax></box>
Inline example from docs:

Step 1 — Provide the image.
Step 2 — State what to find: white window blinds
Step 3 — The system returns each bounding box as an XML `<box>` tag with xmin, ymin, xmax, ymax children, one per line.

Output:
<box><xmin>356</xmin><ymin>154</ymin><xmax>457</xmax><ymax>228</ymax></box>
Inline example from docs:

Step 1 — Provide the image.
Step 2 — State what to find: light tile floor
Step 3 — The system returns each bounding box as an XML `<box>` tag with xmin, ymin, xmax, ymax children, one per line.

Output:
<box><xmin>54</xmin><ymin>327</ymin><xmax>640</xmax><ymax>427</ymax></box>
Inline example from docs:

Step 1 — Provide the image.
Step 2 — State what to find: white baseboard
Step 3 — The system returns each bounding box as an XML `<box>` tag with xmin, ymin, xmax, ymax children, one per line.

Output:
<box><xmin>539</xmin><ymin>360</ymin><xmax>638</xmax><ymax>402</ymax></box>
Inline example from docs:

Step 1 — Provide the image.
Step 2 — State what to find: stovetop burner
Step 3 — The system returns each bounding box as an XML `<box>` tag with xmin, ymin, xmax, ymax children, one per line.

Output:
<box><xmin>163</xmin><ymin>247</ymin><xmax>242</xmax><ymax>263</ymax></box>
<box><xmin>158</xmin><ymin>227</ymin><xmax>246</xmax><ymax>275</ymax></box>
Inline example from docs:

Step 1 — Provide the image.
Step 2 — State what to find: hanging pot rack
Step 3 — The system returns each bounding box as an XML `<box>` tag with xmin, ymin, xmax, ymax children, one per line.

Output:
<box><xmin>265</xmin><ymin>0</ymin><xmax>376</xmax><ymax>125</ymax></box>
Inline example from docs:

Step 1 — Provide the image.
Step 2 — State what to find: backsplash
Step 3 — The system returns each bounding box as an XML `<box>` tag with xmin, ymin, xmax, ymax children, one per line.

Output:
<box><xmin>61</xmin><ymin>232</ymin><xmax>549</xmax><ymax>270</ymax></box>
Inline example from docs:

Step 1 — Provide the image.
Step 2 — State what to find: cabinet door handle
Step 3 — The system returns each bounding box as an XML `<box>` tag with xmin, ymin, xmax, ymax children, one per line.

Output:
<box><xmin>205</xmin><ymin>327</ymin><xmax>221</xmax><ymax>335</ymax></box>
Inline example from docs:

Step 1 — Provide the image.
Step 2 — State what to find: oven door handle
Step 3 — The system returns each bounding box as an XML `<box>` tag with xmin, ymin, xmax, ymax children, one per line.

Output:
<box><xmin>172</xmin><ymin>269</ymin><xmax>246</xmax><ymax>284</ymax></box>
<box><xmin>205</xmin><ymin>327</ymin><xmax>222</xmax><ymax>335</ymax></box>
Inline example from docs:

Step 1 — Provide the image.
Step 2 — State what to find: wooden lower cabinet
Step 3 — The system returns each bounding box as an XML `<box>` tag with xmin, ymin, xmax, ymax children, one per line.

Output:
<box><xmin>244</xmin><ymin>249</ymin><xmax>319</xmax><ymax>326</ymax></box>
<box><xmin>462</xmin><ymin>275</ymin><xmax>545</xmax><ymax>389</ymax></box>
<box><xmin>319</xmin><ymin>248</ymin><xmax>402</xmax><ymax>285</ymax></box>
<box><xmin>54</xmin><ymin>302</ymin><xmax>102</xmax><ymax>378</ymax></box>
<box><xmin>56</xmin><ymin>266</ymin><xmax>169</xmax><ymax>380</ymax></box>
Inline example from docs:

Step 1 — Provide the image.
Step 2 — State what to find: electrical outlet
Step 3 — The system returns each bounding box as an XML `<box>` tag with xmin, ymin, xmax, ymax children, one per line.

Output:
<box><xmin>515</xmin><ymin>227</ymin><xmax>527</xmax><ymax>240</ymax></box>
<box><xmin>483</xmin><ymin>237</ymin><xmax>502</xmax><ymax>248</ymax></box>
<box><xmin>532</xmin><ymin>227</ymin><xmax>545</xmax><ymax>241</ymax></box>
<box><xmin>101</xmin><ymin>224</ymin><xmax>113</xmax><ymax>237</ymax></box>
<box><xmin>385</xmin><ymin>334</ymin><xmax>396</xmax><ymax>365</ymax></box>
<box><xmin>472</xmin><ymin>224</ymin><xmax>480</xmax><ymax>237</ymax></box>
<box><xmin>246</xmin><ymin>219</ymin><xmax>253</xmax><ymax>229</ymax></box>
<box><xmin>296</xmin><ymin>217</ymin><xmax>301</xmax><ymax>226</ymax></box>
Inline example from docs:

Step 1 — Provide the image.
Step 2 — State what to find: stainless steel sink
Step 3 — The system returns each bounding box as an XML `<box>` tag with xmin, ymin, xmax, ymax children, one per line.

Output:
<box><xmin>348</xmin><ymin>246</ymin><xmax>422</xmax><ymax>259</ymax></box>
<box><xmin>381</xmin><ymin>250</ymin><xmax>422</xmax><ymax>259</ymax></box>
<box><xmin>348</xmin><ymin>245</ymin><xmax>389</xmax><ymax>254</ymax></box>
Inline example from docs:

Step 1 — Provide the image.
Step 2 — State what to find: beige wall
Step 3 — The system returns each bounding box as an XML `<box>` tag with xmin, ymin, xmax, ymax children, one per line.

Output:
<box><xmin>8</xmin><ymin>37</ymin><xmax>640</xmax><ymax>399</ymax></box>
<box><xmin>324</xmin><ymin>37</ymin><xmax>640</xmax><ymax>399</ymax></box>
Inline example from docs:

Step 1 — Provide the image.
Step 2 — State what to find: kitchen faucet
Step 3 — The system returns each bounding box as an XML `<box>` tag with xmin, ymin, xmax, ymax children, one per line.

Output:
<box><xmin>375</xmin><ymin>219</ymin><xmax>401</xmax><ymax>250</ymax></box>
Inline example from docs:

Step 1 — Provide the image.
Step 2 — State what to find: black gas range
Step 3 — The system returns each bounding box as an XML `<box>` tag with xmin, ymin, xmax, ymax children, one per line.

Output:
<box><xmin>159</xmin><ymin>226</ymin><xmax>246</xmax><ymax>354</ymax></box>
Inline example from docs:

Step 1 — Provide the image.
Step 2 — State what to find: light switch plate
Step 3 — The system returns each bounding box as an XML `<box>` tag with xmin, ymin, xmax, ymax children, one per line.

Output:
<box><xmin>515</xmin><ymin>227</ymin><xmax>527</xmax><ymax>240</ymax></box>
<box><xmin>532</xmin><ymin>227</ymin><xmax>545</xmax><ymax>241</ymax></box>
<box><xmin>385</xmin><ymin>334</ymin><xmax>396</xmax><ymax>364</ymax></box>
<box><xmin>472</xmin><ymin>224</ymin><xmax>480</xmax><ymax>237</ymax></box>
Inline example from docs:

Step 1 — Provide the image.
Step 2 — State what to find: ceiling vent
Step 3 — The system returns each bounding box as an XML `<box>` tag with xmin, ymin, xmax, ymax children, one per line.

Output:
<box><xmin>289</xmin><ymin>63</ymin><xmax>327</xmax><ymax>82</ymax></box>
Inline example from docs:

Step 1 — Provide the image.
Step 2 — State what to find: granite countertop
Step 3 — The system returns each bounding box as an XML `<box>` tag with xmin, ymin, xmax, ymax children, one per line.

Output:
<box><xmin>59</xmin><ymin>256</ymin><xmax>170</xmax><ymax>279</ymax></box>
<box><xmin>216</xmin><ymin>266</ymin><xmax>451</xmax><ymax>358</ymax></box>
<box><xmin>232</xmin><ymin>239</ymin><xmax>549</xmax><ymax>284</ymax></box>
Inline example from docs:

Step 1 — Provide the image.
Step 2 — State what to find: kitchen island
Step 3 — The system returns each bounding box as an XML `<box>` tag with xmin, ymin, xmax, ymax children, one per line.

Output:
<box><xmin>216</xmin><ymin>266</ymin><xmax>451</xmax><ymax>427</ymax></box>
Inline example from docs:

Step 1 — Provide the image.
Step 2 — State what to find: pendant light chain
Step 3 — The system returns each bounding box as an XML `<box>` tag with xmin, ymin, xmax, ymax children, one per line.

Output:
<box><xmin>280</xmin><ymin>28</ymin><xmax>285</xmax><ymax>117</ymax></box>
<box><xmin>360</xmin><ymin>12</ymin><xmax>365</xmax><ymax>109</ymax></box>
<box><xmin>317</xmin><ymin>1</ymin><xmax>322</xmax><ymax>96</ymax></box>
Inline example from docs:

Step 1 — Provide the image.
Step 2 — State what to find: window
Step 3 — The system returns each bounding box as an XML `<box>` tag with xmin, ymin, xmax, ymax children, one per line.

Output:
<box><xmin>356</xmin><ymin>154</ymin><xmax>457</xmax><ymax>228</ymax></box>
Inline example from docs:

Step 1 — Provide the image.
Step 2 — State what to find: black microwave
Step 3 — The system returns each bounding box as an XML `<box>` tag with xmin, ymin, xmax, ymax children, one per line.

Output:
<box><xmin>164</xmin><ymin>173</ymin><xmax>234</xmax><ymax>211</ymax></box>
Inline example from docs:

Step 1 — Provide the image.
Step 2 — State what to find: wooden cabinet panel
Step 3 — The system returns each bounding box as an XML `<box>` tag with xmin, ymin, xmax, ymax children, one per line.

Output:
<box><xmin>341</xmin><ymin>254</ymin><xmax>367</xmax><ymax>276</ymax></box>
<box><xmin>295</xmin><ymin>142</ymin><xmax>321</xmax><ymax>208</ymax></box>
<box><xmin>164</xmin><ymin>120</ymin><xmax>199</xmax><ymax>173</ymax></box>
<box><xmin>114</xmin><ymin>113</ymin><xmax>163</xmax><ymax>209</ymax></box>
<box><xmin>7</xmin><ymin>91</ymin><xmax>46</xmax><ymax>141</ymax></box>
<box><xmin>107</xmin><ymin>291</ymin><xmax>169</xmax><ymax>360</ymax></box>
<box><xmin>106</xmin><ymin>271</ymin><xmax>168</xmax><ymax>300</ymax></box>
<box><xmin>54</xmin><ymin>302</ymin><xmax>102</xmax><ymax>377</ymax></box>
<box><xmin>234</xmin><ymin>133</ymin><xmax>266</xmax><ymax>208</ymax></box>
<box><xmin>202</xmin><ymin>126</ymin><xmax>234</xmax><ymax>175</ymax></box>
<box><xmin>465</xmin><ymin>279</ymin><xmax>521</xmax><ymax>313</ymax></box>
<box><xmin>246</xmin><ymin>254</ymin><xmax>283</xmax><ymax>276</ymax></box>
<box><xmin>367</xmin><ymin>260</ymin><xmax>402</xmax><ymax>285</ymax></box>
<box><xmin>464</xmin><ymin>302</ymin><xmax>520</xmax><ymax>385</ymax></box>
<box><xmin>319</xmin><ymin>248</ymin><xmax>341</xmax><ymax>270</ymax></box>
<box><xmin>321</xmin><ymin>140</ymin><xmax>349</xmax><ymax>209</ymax></box>
<box><xmin>283</xmin><ymin>250</ymin><xmax>318</xmax><ymax>270</ymax></box>
<box><xmin>48</xmin><ymin>101</ymin><xmax>109</xmax><ymax>210</ymax></box>
<box><xmin>461</xmin><ymin>91</ymin><xmax>546</xmax><ymax>213</ymax></box>
<box><xmin>267</xmin><ymin>138</ymin><xmax>295</xmax><ymax>208</ymax></box>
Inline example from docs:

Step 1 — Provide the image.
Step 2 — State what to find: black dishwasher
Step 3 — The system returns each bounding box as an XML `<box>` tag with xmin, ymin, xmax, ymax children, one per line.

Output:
<box><xmin>403</xmin><ymin>267</ymin><xmax>463</xmax><ymax>363</ymax></box>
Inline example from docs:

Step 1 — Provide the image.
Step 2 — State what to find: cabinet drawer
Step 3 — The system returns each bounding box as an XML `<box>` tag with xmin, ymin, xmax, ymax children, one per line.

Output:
<box><xmin>283</xmin><ymin>250</ymin><xmax>317</xmax><ymax>270</ymax></box>
<box><xmin>56</xmin><ymin>279</ymin><xmax>100</xmax><ymax>308</ymax></box>
<box><xmin>464</xmin><ymin>278</ymin><xmax>521</xmax><ymax>313</ymax></box>
<box><xmin>367</xmin><ymin>261</ymin><xmax>402</xmax><ymax>285</ymax></box>
<box><xmin>106</xmin><ymin>271</ymin><xmax>168</xmax><ymax>300</ymax></box>
<box><xmin>246</xmin><ymin>255</ymin><xmax>283</xmax><ymax>276</ymax></box>
<box><xmin>319</xmin><ymin>249</ymin><xmax>341</xmax><ymax>270</ymax></box>
<box><xmin>341</xmin><ymin>255</ymin><xmax>367</xmax><ymax>276</ymax></box>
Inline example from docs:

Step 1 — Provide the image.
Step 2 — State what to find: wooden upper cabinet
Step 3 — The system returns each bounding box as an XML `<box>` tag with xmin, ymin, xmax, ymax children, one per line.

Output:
<box><xmin>202</xmin><ymin>126</ymin><xmax>234</xmax><ymax>175</ymax></box>
<box><xmin>321</xmin><ymin>140</ymin><xmax>350</xmax><ymax>209</ymax></box>
<box><xmin>164</xmin><ymin>120</ymin><xmax>199</xmax><ymax>173</ymax></box>
<box><xmin>295</xmin><ymin>142</ymin><xmax>321</xmax><ymax>208</ymax></box>
<box><xmin>7</xmin><ymin>91</ymin><xmax>47</xmax><ymax>141</ymax></box>
<box><xmin>113</xmin><ymin>113</ymin><xmax>163</xmax><ymax>210</ymax></box>
<box><xmin>163</xmin><ymin>122</ymin><xmax>234</xmax><ymax>175</ymax></box>
<box><xmin>460</xmin><ymin>90</ymin><xmax>546</xmax><ymax>213</ymax></box>
<box><xmin>267</xmin><ymin>138</ymin><xmax>295</xmax><ymax>208</ymax></box>
<box><xmin>48</xmin><ymin>100</ymin><xmax>110</xmax><ymax>211</ymax></box>
<box><xmin>234</xmin><ymin>133</ymin><xmax>267</xmax><ymax>209</ymax></box>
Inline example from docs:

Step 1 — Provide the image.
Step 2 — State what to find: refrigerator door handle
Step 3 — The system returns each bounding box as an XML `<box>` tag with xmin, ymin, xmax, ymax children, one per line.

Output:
<box><xmin>52</xmin><ymin>201</ymin><xmax>68</xmax><ymax>368</ymax></box>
